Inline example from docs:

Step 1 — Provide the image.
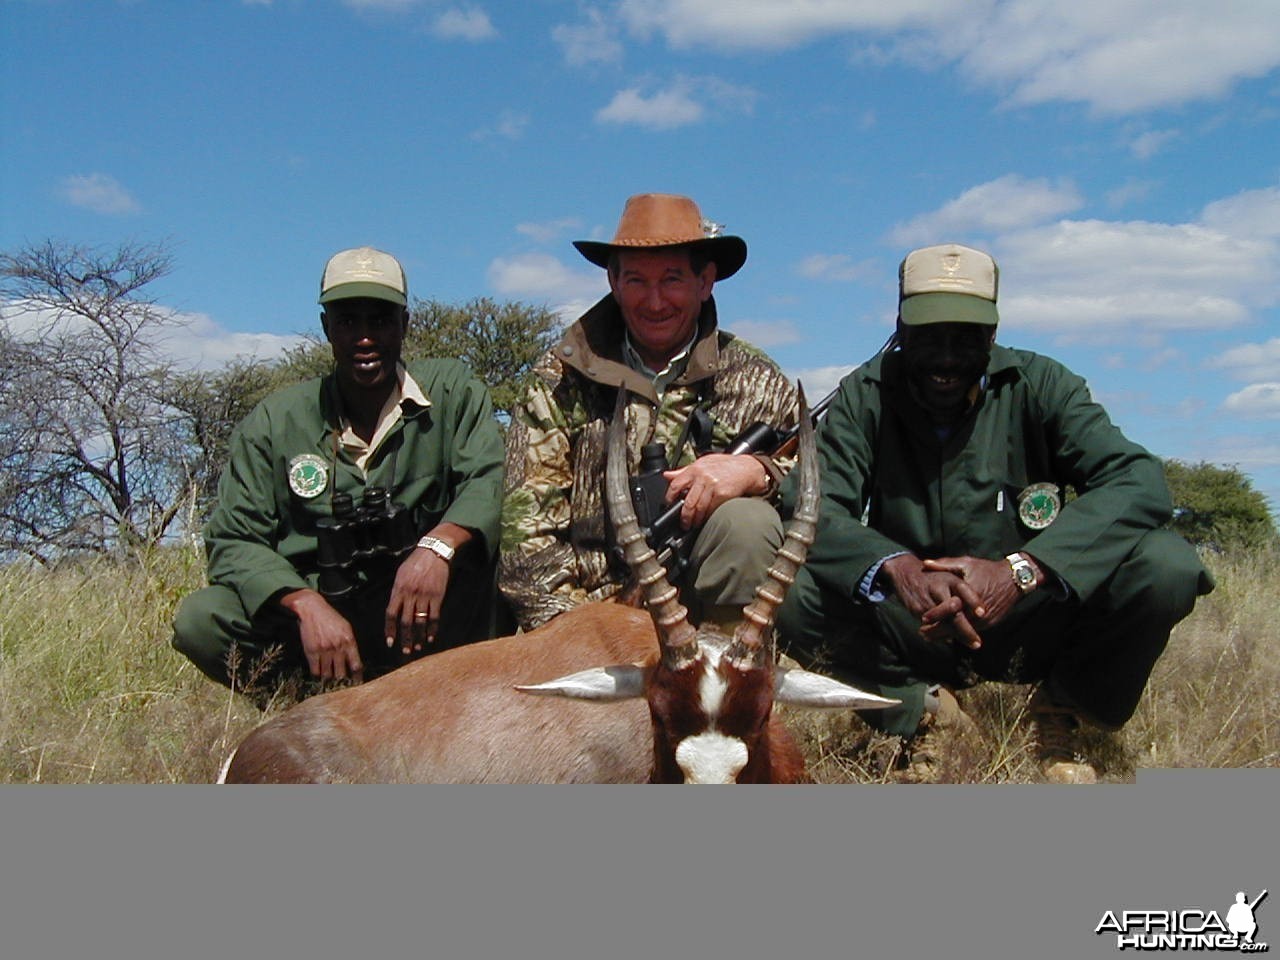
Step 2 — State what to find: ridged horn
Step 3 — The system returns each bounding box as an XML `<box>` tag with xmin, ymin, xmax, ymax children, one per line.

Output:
<box><xmin>605</xmin><ymin>389</ymin><xmax>698</xmax><ymax>668</ymax></box>
<box><xmin>730</xmin><ymin>383</ymin><xmax>818</xmax><ymax>664</ymax></box>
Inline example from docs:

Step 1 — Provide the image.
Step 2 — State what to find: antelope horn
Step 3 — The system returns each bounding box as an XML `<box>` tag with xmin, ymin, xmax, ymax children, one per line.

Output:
<box><xmin>605</xmin><ymin>389</ymin><xmax>697</xmax><ymax>668</ymax></box>
<box><xmin>731</xmin><ymin>383</ymin><xmax>819</xmax><ymax>663</ymax></box>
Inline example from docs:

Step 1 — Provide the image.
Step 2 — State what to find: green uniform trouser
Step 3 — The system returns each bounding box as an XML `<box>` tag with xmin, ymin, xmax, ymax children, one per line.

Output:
<box><xmin>172</xmin><ymin>550</ymin><xmax>500</xmax><ymax>695</ymax></box>
<box><xmin>679</xmin><ymin>497</ymin><xmax>784</xmax><ymax>624</ymax></box>
<box><xmin>776</xmin><ymin>528</ymin><xmax>1213</xmax><ymax>738</ymax></box>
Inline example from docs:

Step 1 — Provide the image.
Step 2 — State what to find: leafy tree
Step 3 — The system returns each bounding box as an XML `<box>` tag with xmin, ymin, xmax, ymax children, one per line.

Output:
<box><xmin>408</xmin><ymin>297</ymin><xmax>561</xmax><ymax>422</ymax></box>
<box><xmin>0</xmin><ymin>240</ymin><xmax>189</xmax><ymax>561</ymax></box>
<box><xmin>1163</xmin><ymin>459</ymin><xmax>1277</xmax><ymax>550</ymax></box>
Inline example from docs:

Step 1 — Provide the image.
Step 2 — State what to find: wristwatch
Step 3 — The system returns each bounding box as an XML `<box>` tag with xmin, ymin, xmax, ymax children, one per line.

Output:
<box><xmin>416</xmin><ymin>535</ymin><xmax>455</xmax><ymax>563</ymax></box>
<box><xmin>1005</xmin><ymin>552</ymin><xmax>1036</xmax><ymax>594</ymax></box>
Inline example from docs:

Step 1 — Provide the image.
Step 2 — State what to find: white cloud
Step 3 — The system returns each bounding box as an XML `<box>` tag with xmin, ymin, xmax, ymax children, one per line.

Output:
<box><xmin>516</xmin><ymin>218</ymin><xmax>584</xmax><ymax>244</ymax></box>
<box><xmin>1221</xmin><ymin>383</ymin><xmax>1280</xmax><ymax>419</ymax></box>
<box><xmin>432</xmin><ymin>6</ymin><xmax>497</xmax><ymax>41</ymax></box>
<box><xmin>554</xmin><ymin>8</ymin><xmax>624</xmax><ymax>66</ymax></box>
<box><xmin>1129</xmin><ymin>128</ymin><xmax>1180</xmax><ymax>160</ymax></box>
<box><xmin>596</xmin><ymin>76</ymin><xmax>755</xmax><ymax>129</ymax></box>
<box><xmin>342</xmin><ymin>0</ymin><xmax>421</xmax><ymax>12</ymax></box>
<box><xmin>888</xmin><ymin>180</ymin><xmax>1280</xmax><ymax>341</ymax></box>
<box><xmin>487</xmin><ymin>252</ymin><xmax>606</xmax><ymax>319</ymax></box>
<box><xmin>1</xmin><ymin>300</ymin><xmax>302</xmax><ymax>372</ymax></box>
<box><xmin>616</xmin><ymin>0</ymin><xmax>1280</xmax><ymax>114</ymax></box>
<box><xmin>997</xmin><ymin>218</ymin><xmax>1272</xmax><ymax>337</ymax></box>
<box><xmin>155</xmin><ymin>314</ymin><xmax>304</xmax><ymax>371</ymax></box>
<box><xmin>726</xmin><ymin>319</ymin><xmax>800</xmax><ymax>348</ymax></box>
<box><xmin>1105</xmin><ymin>179</ymin><xmax>1157</xmax><ymax>209</ymax></box>
<box><xmin>471</xmin><ymin>108</ymin><xmax>529</xmax><ymax>140</ymax></box>
<box><xmin>1201</xmin><ymin>186</ymin><xmax>1280</xmax><ymax>240</ymax></box>
<box><xmin>58</xmin><ymin>173</ymin><xmax>140</xmax><ymax>215</ymax></box>
<box><xmin>887</xmin><ymin>175</ymin><xmax>1083</xmax><ymax>247</ymax></box>
<box><xmin>1208</xmin><ymin>338</ymin><xmax>1280</xmax><ymax>382</ymax></box>
<box><xmin>619</xmin><ymin>0</ymin><xmax>955</xmax><ymax>51</ymax></box>
<box><xmin>472</xmin><ymin>109</ymin><xmax>530</xmax><ymax>140</ymax></box>
<box><xmin>597</xmin><ymin>85</ymin><xmax>703</xmax><ymax>129</ymax></box>
<box><xmin>796</xmin><ymin>253</ymin><xmax>875</xmax><ymax>282</ymax></box>
<box><xmin>786</xmin><ymin>364</ymin><xmax>858</xmax><ymax>400</ymax></box>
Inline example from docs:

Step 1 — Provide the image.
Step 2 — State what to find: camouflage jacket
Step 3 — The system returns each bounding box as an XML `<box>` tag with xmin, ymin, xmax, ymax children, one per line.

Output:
<box><xmin>500</xmin><ymin>294</ymin><xmax>798</xmax><ymax>631</ymax></box>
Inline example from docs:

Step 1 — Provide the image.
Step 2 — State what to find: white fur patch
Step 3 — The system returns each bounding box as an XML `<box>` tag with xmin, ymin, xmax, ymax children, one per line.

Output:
<box><xmin>698</xmin><ymin>654</ymin><xmax>729</xmax><ymax>721</ymax></box>
<box><xmin>675</xmin><ymin>732</ymin><xmax>748</xmax><ymax>783</ymax></box>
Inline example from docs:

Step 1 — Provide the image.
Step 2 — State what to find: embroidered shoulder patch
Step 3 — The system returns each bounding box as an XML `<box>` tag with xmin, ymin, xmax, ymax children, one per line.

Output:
<box><xmin>288</xmin><ymin>454</ymin><xmax>329</xmax><ymax>499</ymax></box>
<box><xmin>1017</xmin><ymin>482</ymin><xmax>1061</xmax><ymax>530</ymax></box>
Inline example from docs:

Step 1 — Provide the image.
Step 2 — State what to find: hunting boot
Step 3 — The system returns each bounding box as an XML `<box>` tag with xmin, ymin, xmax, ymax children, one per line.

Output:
<box><xmin>894</xmin><ymin>685</ymin><xmax>979</xmax><ymax>783</ymax></box>
<box><xmin>1029</xmin><ymin>686</ymin><xmax>1098</xmax><ymax>784</ymax></box>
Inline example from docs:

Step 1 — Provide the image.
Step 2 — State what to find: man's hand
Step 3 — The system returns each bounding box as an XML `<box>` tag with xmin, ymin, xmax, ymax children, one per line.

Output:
<box><xmin>279</xmin><ymin>588</ymin><xmax>364</xmax><ymax>682</ymax></box>
<box><xmin>921</xmin><ymin>555</ymin><xmax>1024</xmax><ymax>628</ymax></box>
<box><xmin>663</xmin><ymin>453</ymin><xmax>770</xmax><ymax>529</ymax></box>
<box><xmin>384</xmin><ymin>522</ymin><xmax>471</xmax><ymax>655</ymax></box>
<box><xmin>879</xmin><ymin>553</ymin><xmax>987</xmax><ymax>650</ymax></box>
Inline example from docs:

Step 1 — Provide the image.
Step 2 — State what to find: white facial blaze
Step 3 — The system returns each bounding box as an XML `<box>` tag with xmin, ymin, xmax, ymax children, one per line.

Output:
<box><xmin>672</xmin><ymin>644</ymin><xmax>747</xmax><ymax>782</ymax></box>
<box><xmin>699</xmin><ymin>655</ymin><xmax>728</xmax><ymax>720</ymax></box>
<box><xmin>675</xmin><ymin>733</ymin><xmax>749</xmax><ymax>784</ymax></box>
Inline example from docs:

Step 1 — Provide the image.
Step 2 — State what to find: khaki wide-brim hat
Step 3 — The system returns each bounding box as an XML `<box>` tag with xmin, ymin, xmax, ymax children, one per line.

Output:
<box><xmin>573</xmin><ymin>193</ymin><xmax>747</xmax><ymax>280</ymax></box>
<box><xmin>898</xmin><ymin>243</ymin><xmax>999</xmax><ymax>326</ymax></box>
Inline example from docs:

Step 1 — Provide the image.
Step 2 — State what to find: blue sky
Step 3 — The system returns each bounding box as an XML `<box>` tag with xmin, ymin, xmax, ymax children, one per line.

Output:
<box><xmin>3</xmin><ymin>0</ymin><xmax>1279</xmax><ymax>512</ymax></box>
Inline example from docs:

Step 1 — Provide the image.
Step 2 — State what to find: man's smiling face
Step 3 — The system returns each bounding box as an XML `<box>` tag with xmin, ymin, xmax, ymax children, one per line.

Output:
<box><xmin>322</xmin><ymin>296</ymin><xmax>408</xmax><ymax>395</ymax></box>
<box><xmin>899</xmin><ymin>321</ymin><xmax>995</xmax><ymax>423</ymax></box>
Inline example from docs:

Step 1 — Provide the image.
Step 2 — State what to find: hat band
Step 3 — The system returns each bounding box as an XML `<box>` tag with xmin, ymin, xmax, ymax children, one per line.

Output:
<box><xmin>318</xmin><ymin>281</ymin><xmax>407</xmax><ymax>306</ymax></box>
<box><xmin>899</xmin><ymin>291</ymin><xmax>998</xmax><ymax>326</ymax></box>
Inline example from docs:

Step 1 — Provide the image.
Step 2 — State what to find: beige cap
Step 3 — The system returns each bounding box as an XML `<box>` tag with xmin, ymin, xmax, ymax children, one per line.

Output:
<box><xmin>319</xmin><ymin>246</ymin><xmax>407</xmax><ymax>306</ymax></box>
<box><xmin>899</xmin><ymin>243</ymin><xmax>999</xmax><ymax>326</ymax></box>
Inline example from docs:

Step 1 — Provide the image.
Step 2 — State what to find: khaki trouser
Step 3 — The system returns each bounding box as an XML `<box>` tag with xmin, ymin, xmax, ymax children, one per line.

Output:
<box><xmin>679</xmin><ymin>496</ymin><xmax>785</xmax><ymax>624</ymax></box>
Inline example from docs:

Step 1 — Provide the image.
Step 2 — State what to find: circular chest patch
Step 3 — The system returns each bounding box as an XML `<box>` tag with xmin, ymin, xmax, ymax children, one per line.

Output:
<box><xmin>1017</xmin><ymin>482</ymin><xmax>1061</xmax><ymax>530</ymax></box>
<box><xmin>288</xmin><ymin>454</ymin><xmax>330</xmax><ymax>499</ymax></box>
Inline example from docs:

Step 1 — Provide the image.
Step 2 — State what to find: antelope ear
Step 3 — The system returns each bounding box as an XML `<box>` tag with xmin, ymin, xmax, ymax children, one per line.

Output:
<box><xmin>773</xmin><ymin>667</ymin><xmax>901</xmax><ymax>710</ymax></box>
<box><xmin>515</xmin><ymin>664</ymin><xmax>648</xmax><ymax>701</ymax></box>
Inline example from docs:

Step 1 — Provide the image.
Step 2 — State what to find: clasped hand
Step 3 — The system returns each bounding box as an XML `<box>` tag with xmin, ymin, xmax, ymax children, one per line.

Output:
<box><xmin>881</xmin><ymin>553</ymin><xmax>1023</xmax><ymax>650</ymax></box>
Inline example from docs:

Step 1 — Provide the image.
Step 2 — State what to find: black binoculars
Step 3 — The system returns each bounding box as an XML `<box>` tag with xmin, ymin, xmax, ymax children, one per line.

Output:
<box><xmin>315</xmin><ymin>487</ymin><xmax>418</xmax><ymax>599</ymax></box>
<box><xmin>627</xmin><ymin>442</ymin><xmax>686</xmax><ymax>557</ymax></box>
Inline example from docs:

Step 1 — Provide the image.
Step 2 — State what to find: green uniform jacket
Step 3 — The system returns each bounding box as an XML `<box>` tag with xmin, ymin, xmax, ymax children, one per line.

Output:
<box><xmin>795</xmin><ymin>344</ymin><xmax>1174</xmax><ymax>607</ymax></box>
<box><xmin>205</xmin><ymin>359</ymin><xmax>504</xmax><ymax>620</ymax></box>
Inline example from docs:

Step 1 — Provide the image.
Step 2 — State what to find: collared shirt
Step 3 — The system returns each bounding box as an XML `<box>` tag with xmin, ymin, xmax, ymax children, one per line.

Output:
<box><xmin>337</xmin><ymin>364</ymin><xmax>432</xmax><ymax>474</ymax></box>
<box><xmin>622</xmin><ymin>330</ymin><xmax>698</xmax><ymax>395</ymax></box>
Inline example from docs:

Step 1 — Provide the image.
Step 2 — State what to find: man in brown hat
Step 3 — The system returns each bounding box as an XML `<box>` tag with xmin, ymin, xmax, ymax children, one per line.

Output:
<box><xmin>500</xmin><ymin>193</ymin><xmax>799</xmax><ymax>631</ymax></box>
<box><xmin>776</xmin><ymin>243</ymin><xmax>1213</xmax><ymax>782</ymax></box>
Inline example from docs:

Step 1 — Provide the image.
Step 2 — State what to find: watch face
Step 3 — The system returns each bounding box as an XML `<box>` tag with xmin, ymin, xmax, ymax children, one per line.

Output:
<box><xmin>1015</xmin><ymin>565</ymin><xmax>1035</xmax><ymax>585</ymax></box>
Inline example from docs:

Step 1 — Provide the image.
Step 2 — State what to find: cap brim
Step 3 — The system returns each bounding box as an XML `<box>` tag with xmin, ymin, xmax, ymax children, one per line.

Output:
<box><xmin>899</xmin><ymin>291</ymin><xmax>998</xmax><ymax>326</ymax></box>
<box><xmin>573</xmin><ymin>237</ymin><xmax>747</xmax><ymax>280</ymax></box>
<box><xmin>318</xmin><ymin>282</ymin><xmax>407</xmax><ymax>306</ymax></box>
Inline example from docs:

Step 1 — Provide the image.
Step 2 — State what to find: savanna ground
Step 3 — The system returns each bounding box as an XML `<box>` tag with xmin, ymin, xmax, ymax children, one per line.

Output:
<box><xmin>1</xmin><ymin>544</ymin><xmax>1275</xmax><ymax>783</ymax></box>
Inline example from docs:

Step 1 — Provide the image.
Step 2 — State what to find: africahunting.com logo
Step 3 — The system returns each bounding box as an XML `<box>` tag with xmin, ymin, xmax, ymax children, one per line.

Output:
<box><xmin>1096</xmin><ymin>890</ymin><xmax>1268</xmax><ymax>952</ymax></box>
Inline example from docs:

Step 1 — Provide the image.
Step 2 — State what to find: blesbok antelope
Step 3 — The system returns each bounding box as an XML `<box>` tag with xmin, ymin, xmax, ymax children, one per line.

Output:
<box><xmin>220</xmin><ymin>387</ymin><xmax>896</xmax><ymax>783</ymax></box>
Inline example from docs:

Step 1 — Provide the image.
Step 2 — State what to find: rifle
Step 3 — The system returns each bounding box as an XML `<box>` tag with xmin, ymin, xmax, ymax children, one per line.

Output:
<box><xmin>629</xmin><ymin>385</ymin><xmax>838</xmax><ymax>574</ymax></box>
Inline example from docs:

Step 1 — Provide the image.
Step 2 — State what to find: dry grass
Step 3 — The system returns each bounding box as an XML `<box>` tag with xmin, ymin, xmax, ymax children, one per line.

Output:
<box><xmin>0</xmin><ymin>544</ymin><xmax>1275</xmax><ymax>783</ymax></box>
<box><xmin>0</xmin><ymin>547</ymin><xmax>263</xmax><ymax>783</ymax></box>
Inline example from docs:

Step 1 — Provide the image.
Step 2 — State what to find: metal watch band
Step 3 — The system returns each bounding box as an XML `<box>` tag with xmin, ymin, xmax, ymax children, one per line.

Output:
<box><xmin>416</xmin><ymin>535</ymin><xmax>455</xmax><ymax>562</ymax></box>
<box><xmin>1005</xmin><ymin>552</ymin><xmax>1036</xmax><ymax>594</ymax></box>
